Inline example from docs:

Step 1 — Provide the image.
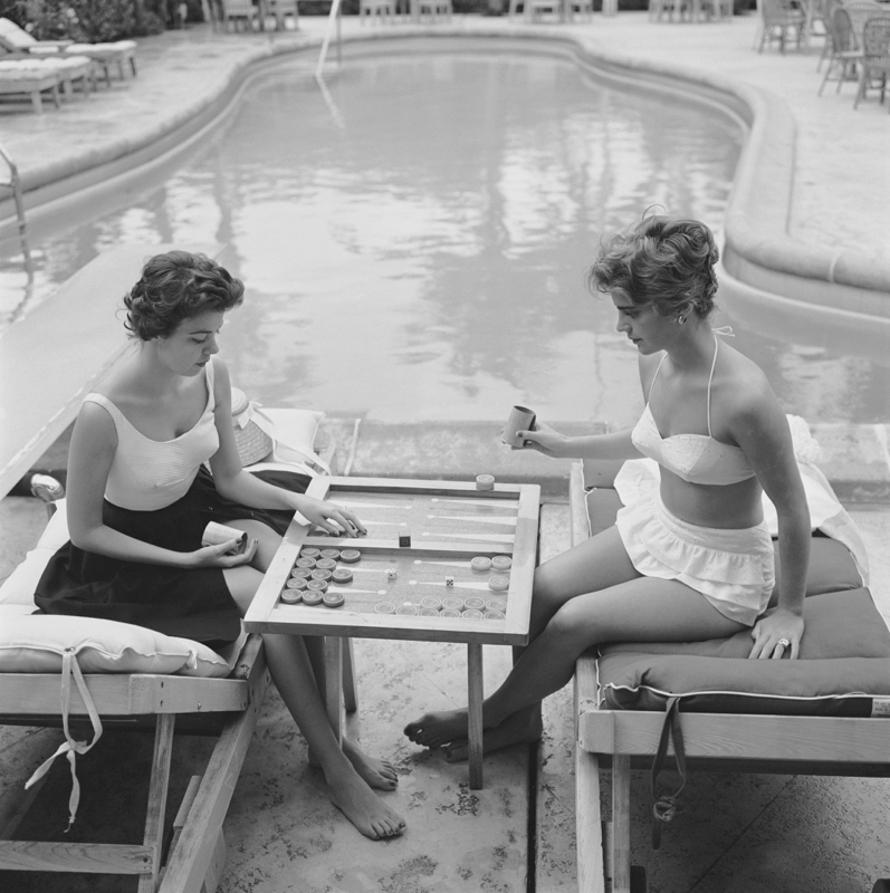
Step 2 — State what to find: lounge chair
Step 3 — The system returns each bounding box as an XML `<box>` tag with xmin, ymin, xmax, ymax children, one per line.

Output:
<box><xmin>0</xmin><ymin>52</ymin><xmax>93</xmax><ymax>112</ymax></box>
<box><xmin>0</xmin><ymin>58</ymin><xmax>60</xmax><ymax>112</ymax></box>
<box><xmin>569</xmin><ymin>448</ymin><xmax>890</xmax><ymax>892</ymax></box>
<box><xmin>0</xmin><ymin>18</ymin><xmax>136</xmax><ymax>85</ymax></box>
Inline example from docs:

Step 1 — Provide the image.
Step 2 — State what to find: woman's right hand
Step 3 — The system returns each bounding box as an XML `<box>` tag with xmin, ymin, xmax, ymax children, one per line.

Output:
<box><xmin>514</xmin><ymin>421</ymin><xmax>568</xmax><ymax>457</ymax></box>
<box><xmin>188</xmin><ymin>538</ymin><xmax>257</xmax><ymax>568</ymax></box>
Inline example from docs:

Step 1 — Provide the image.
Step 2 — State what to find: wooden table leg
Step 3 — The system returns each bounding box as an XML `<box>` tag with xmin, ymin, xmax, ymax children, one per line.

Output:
<box><xmin>324</xmin><ymin>637</ymin><xmax>344</xmax><ymax>745</ymax></box>
<box><xmin>467</xmin><ymin>642</ymin><xmax>484</xmax><ymax>789</ymax></box>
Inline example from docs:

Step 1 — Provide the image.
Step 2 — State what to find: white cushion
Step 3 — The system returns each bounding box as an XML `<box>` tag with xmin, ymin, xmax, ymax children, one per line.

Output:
<box><xmin>250</xmin><ymin>407</ymin><xmax>328</xmax><ymax>474</ymax></box>
<box><xmin>0</xmin><ymin>614</ymin><xmax>232</xmax><ymax>677</ymax></box>
<box><xmin>0</xmin><ymin>501</ymin><xmax>69</xmax><ymax>609</ymax></box>
<box><xmin>0</xmin><ymin>548</ymin><xmax>55</xmax><ymax>607</ymax></box>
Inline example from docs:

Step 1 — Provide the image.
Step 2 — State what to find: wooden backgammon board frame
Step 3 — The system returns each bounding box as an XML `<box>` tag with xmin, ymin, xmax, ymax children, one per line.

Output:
<box><xmin>244</xmin><ymin>475</ymin><xmax>542</xmax><ymax>788</ymax></box>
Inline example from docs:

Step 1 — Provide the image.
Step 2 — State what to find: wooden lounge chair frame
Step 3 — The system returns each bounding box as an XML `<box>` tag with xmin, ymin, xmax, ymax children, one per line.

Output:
<box><xmin>569</xmin><ymin>459</ymin><xmax>890</xmax><ymax>893</ymax></box>
<box><xmin>0</xmin><ymin>626</ymin><xmax>270</xmax><ymax>892</ymax></box>
<box><xmin>0</xmin><ymin>66</ymin><xmax>59</xmax><ymax>112</ymax></box>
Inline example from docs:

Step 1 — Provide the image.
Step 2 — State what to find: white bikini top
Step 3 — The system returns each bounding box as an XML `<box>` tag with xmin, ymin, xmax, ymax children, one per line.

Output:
<box><xmin>630</xmin><ymin>337</ymin><xmax>755</xmax><ymax>486</ymax></box>
<box><xmin>84</xmin><ymin>362</ymin><xmax>220</xmax><ymax>511</ymax></box>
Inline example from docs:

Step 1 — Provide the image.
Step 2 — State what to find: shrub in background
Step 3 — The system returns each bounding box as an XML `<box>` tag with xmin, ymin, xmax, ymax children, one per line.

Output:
<box><xmin>6</xmin><ymin>0</ymin><xmax>165</xmax><ymax>39</ymax></box>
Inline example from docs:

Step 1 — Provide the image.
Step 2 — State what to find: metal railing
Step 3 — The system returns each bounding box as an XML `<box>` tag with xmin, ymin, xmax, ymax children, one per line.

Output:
<box><xmin>0</xmin><ymin>141</ymin><xmax>28</xmax><ymax>254</ymax></box>
<box><xmin>315</xmin><ymin>0</ymin><xmax>343</xmax><ymax>82</ymax></box>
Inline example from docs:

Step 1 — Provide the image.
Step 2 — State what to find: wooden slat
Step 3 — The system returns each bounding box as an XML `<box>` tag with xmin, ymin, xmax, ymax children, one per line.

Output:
<box><xmin>0</xmin><ymin>672</ymin><xmax>249</xmax><ymax>716</ymax></box>
<box><xmin>157</xmin><ymin>647</ymin><xmax>270</xmax><ymax>893</ymax></box>
<box><xmin>574</xmin><ymin>676</ymin><xmax>607</xmax><ymax>893</ymax></box>
<box><xmin>138</xmin><ymin>714</ymin><xmax>175</xmax><ymax>893</ymax></box>
<box><xmin>578</xmin><ymin>710</ymin><xmax>890</xmax><ymax>763</ymax></box>
<box><xmin>610</xmin><ymin>755</ymin><xmax>632</xmax><ymax>893</ymax></box>
<box><xmin>0</xmin><ymin>841</ymin><xmax>154</xmax><ymax>873</ymax></box>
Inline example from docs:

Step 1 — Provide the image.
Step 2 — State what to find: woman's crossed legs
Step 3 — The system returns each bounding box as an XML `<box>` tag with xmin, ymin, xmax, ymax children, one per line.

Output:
<box><xmin>404</xmin><ymin>525</ymin><xmax>745</xmax><ymax>760</ymax></box>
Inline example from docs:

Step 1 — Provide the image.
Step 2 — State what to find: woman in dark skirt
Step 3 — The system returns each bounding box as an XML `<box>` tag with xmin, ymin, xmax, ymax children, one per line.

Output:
<box><xmin>34</xmin><ymin>250</ymin><xmax>405</xmax><ymax>840</ymax></box>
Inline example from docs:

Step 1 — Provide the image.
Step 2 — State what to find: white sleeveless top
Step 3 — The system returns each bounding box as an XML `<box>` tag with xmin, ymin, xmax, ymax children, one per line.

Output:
<box><xmin>84</xmin><ymin>363</ymin><xmax>220</xmax><ymax>511</ymax></box>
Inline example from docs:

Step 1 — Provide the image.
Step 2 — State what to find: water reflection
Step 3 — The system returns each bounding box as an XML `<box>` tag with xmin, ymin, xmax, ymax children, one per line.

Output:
<box><xmin>1</xmin><ymin>52</ymin><xmax>886</xmax><ymax>424</ymax></box>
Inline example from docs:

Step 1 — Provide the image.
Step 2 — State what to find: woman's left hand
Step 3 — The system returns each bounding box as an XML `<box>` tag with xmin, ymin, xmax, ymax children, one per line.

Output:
<box><xmin>748</xmin><ymin>608</ymin><xmax>805</xmax><ymax>660</ymax></box>
<box><xmin>299</xmin><ymin>496</ymin><xmax>367</xmax><ymax>537</ymax></box>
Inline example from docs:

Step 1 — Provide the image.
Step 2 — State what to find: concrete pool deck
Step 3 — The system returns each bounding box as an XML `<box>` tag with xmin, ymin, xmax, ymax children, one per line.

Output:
<box><xmin>1</xmin><ymin>11</ymin><xmax>889</xmax><ymax>893</ymax></box>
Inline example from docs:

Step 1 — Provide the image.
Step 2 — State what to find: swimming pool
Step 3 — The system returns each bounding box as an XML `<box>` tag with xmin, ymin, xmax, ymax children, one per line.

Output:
<box><xmin>3</xmin><ymin>44</ymin><xmax>887</xmax><ymax>426</ymax></box>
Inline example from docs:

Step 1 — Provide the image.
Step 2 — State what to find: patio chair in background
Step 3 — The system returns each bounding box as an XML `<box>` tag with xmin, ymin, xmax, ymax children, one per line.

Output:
<box><xmin>359</xmin><ymin>0</ymin><xmax>397</xmax><ymax>22</ymax></box>
<box><xmin>843</xmin><ymin>0</ymin><xmax>883</xmax><ymax>41</ymax></box>
<box><xmin>219</xmin><ymin>0</ymin><xmax>259</xmax><ymax>31</ymax></box>
<box><xmin>818</xmin><ymin>5</ymin><xmax>863</xmax><ymax>92</ymax></box>
<box><xmin>417</xmin><ymin>0</ymin><xmax>453</xmax><ymax>20</ymax></box>
<box><xmin>650</xmin><ymin>0</ymin><xmax>689</xmax><ymax>21</ymax></box>
<box><xmin>708</xmin><ymin>0</ymin><xmax>734</xmax><ymax>18</ymax></box>
<box><xmin>266</xmin><ymin>0</ymin><xmax>299</xmax><ymax>30</ymax></box>
<box><xmin>853</xmin><ymin>14</ymin><xmax>890</xmax><ymax>108</ymax></box>
<box><xmin>527</xmin><ymin>0</ymin><xmax>565</xmax><ymax>20</ymax></box>
<box><xmin>572</xmin><ymin>0</ymin><xmax>595</xmax><ymax>20</ymax></box>
<box><xmin>758</xmin><ymin>0</ymin><xmax>806</xmax><ymax>51</ymax></box>
<box><xmin>816</xmin><ymin>0</ymin><xmax>842</xmax><ymax>69</ymax></box>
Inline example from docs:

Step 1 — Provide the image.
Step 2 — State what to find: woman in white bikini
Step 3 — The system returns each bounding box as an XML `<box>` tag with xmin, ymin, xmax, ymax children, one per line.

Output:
<box><xmin>36</xmin><ymin>251</ymin><xmax>405</xmax><ymax>839</ymax></box>
<box><xmin>405</xmin><ymin>214</ymin><xmax>811</xmax><ymax>760</ymax></box>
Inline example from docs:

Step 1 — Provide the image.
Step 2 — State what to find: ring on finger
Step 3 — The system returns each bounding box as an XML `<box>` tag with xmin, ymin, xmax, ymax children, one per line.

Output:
<box><xmin>777</xmin><ymin>637</ymin><xmax>790</xmax><ymax>649</ymax></box>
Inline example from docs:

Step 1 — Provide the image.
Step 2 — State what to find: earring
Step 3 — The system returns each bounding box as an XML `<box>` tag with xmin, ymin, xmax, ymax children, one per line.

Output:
<box><xmin>677</xmin><ymin>314</ymin><xmax>687</xmax><ymax>325</ymax></box>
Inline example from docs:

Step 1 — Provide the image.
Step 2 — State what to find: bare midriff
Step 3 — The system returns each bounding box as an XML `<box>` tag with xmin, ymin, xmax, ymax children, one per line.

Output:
<box><xmin>659</xmin><ymin>471</ymin><xmax>763</xmax><ymax>530</ymax></box>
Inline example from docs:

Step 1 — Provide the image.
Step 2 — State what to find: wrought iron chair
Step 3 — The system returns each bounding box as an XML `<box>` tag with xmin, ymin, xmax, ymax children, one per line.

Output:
<box><xmin>854</xmin><ymin>14</ymin><xmax>890</xmax><ymax>108</ymax></box>
<box><xmin>818</xmin><ymin>5</ymin><xmax>863</xmax><ymax>94</ymax></box>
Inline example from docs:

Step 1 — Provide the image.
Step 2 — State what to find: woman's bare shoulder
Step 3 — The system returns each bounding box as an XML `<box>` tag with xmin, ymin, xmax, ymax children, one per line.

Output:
<box><xmin>719</xmin><ymin>343</ymin><xmax>782</xmax><ymax>420</ymax></box>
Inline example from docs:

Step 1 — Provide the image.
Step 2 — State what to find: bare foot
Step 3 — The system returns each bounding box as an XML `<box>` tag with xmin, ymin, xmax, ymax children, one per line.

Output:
<box><xmin>324</xmin><ymin>766</ymin><xmax>405</xmax><ymax>840</ymax></box>
<box><xmin>343</xmin><ymin>737</ymin><xmax>399</xmax><ymax>791</ymax></box>
<box><xmin>441</xmin><ymin>710</ymin><xmax>543</xmax><ymax>762</ymax></box>
<box><xmin>403</xmin><ymin>708</ymin><xmax>469</xmax><ymax>749</ymax></box>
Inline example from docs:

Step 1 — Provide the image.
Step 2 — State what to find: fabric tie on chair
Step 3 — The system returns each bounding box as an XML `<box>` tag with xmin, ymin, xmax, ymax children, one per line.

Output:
<box><xmin>650</xmin><ymin>696</ymin><xmax>688</xmax><ymax>849</ymax></box>
<box><xmin>24</xmin><ymin>648</ymin><xmax>103</xmax><ymax>831</ymax></box>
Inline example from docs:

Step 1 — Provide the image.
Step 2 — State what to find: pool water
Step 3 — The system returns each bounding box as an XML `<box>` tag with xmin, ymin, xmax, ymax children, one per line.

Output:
<box><xmin>3</xmin><ymin>50</ymin><xmax>887</xmax><ymax>425</ymax></box>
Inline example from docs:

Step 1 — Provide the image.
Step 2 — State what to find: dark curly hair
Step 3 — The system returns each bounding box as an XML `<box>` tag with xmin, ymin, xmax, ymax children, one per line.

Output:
<box><xmin>123</xmin><ymin>251</ymin><xmax>245</xmax><ymax>341</ymax></box>
<box><xmin>587</xmin><ymin>215</ymin><xmax>719</xmax><ymax>320</ymax></box>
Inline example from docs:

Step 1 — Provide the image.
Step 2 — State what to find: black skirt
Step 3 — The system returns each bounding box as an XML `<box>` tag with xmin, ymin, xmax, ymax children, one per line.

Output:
<box><xmin>34</xmin><ymin>466</ymin><xmax>310</xmax><ymax>647</ymax></box>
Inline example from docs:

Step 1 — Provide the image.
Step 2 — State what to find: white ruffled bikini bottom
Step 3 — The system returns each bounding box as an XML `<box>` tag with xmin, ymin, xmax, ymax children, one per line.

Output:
<box><xmin>615</xmin><ymin>494</ymin><xmax>775</xmax><ymax>627</ymax></box>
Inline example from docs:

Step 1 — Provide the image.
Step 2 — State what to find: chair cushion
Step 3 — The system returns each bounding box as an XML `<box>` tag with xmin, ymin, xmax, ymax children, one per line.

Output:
<box><xmin>0</xmin><ymin>500</ymin><xmax>72</xmax><ymax>609</ymax></box>
<box><xmin>597</xmin><ymin>587</ymin><xmax>890</xmax><ymax>714</ymax></box>
<box><xmin>0</xmin><ymin>614</ymin><xmax>232</xmax><ymax>677</ymax></box>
